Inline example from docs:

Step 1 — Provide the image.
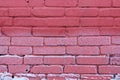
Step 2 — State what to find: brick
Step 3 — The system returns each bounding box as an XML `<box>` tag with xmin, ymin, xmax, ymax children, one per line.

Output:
<box><xmin>113</xmin><ymin>0</ymin><xmax>120</xmax><ymax>7</ymax></box>
<box><xmin>45</xmin><ymin>0</ymin><xmax>77</xmax><ymax>7</ymax></box>
<box><xmin>9</xmin><ymin>46</ymin><xmax>32</xmax><ymax>55</ymax></box>
<box><xmin>66</xmin><ymin>8</ymin><xmax>98</xmax><ymax>17</ymax></box>
<box><xmin>0</xmin><ymin>8</ymin><xmax>8</xmax><ymax>16</ymax></box>
<box><xmin>44</xmin><ymin>56</ymin><xmax>75</xmax><ymax>65</ymax></box>
<box><xmin>64</xmin><ymin>65</ymin><xmax>97</xmax><ymax>74</ymax></box>
<box><xmin>0</xmin><ymin>46</ymin><xmax>8</xmax><ymax>54</ymax></box>
<box><xmin>28</xmin><ymin>0</ymin><xmax>43</xmax><ymax>7</ymax></box>
<box><xmin>9</xmin><ymin>8</ymin><xmax>31</xmax><ymax>16</ymax></box>
<box><xmin>33</xmin><ymin>47</ymin><xmax>65</xmax><ymax>55</ymax></box>
<box><xmin>80</xmin><ymin>27</ymin><xmax>100</xmax><ymax>36</ymax></box>
<box><xmin>14</xmin><ymin>18</ymin><xmax>45</xmax><ymax>26</ymax></box>
<box><xmin>11</xmin><ymin>37</ymin><xmax>43</xmax><ymax>46</ymax></box>
<box><xmin>44</xmin><ymin>37</ymin><xmax>77</xmax><ymax>46</ymax></box>
<box><xmin>115</xmin><ymin>18</ymin><xmax>120</xmax><ymax>26</ymax></box>
<box><xmin>2</xmin><ymin>27</ymin><xmax>32</xmax><ymax>36</ymax></box>
<box><xmin>66</xmin><ymin>27</ymin><xmax>100</xmax><ymax>36</ymax></box>
<box><xmin>99</xmin><ymin>65</ymin><xmax>120</xmax><ymax>74</ymax></box>
<box><xmin>9</xmin><ymin>65</ymin><xmax>30</xmax><ymax>73</ymax></box>
<box><xmin>33</xmin><ymin>28</ymin><xmax>65</xmax><ymax>37</ymax></box>
<box><xmin>0</xmin><ymin>65</ymin><xmax>7</xmax><ymax>72</ymax></box>
<box><xmin>45</xmin><ymin>18</ymin><xmax>79</xmax><ymax>26</ymax></box>
<box><xmin>79</xmin><ymin>0</ymin><xmax>111</xmax><ymax>7</ymax></box>
<box><xmin>101</xmin><ymin>46</ymin><xmax>120</xmax><ymax>54</ymax></box>
<box><xmin>112</xmin><ymin>36</ymin><xmax>120</xmax><ymax>44</ymax></box>
<box><xmin>0</xmin><ymin>17</ymin><xmax>12</xmax><ymax>26</ymax></box>
<box><xmin>24</xmin><ymin>55</ymin><xmax>43</xmax><ymax>64</ymax></box>
<box><xmin>31</xmin><ymin>65</ymin><xmax>63</xmax><ymax>74</ymax></box>
<box><xmin>0</xmin><ymin>0</ymin><xmax>43</xmax><ymax>7</ymax></box>
<box><xmin>99</xmin><ymin>8</ymin><xmax>120</xmax><ymax>17</ymax></box>
<box><xmin>79</xmin><ymin>27</ymin><xmax>100</xmax><ymax>36</ymax></box>
<box><xmin>0</xmin><ymin>37</ymin><xmax>10</xmax><ymax>45</ymax></box>
<box><xmin>32</xmin><ymin>8</ymin><xmax>64</xmax><ymax>17</ymax></box>
<box><xmin>80</xmin><ymin>18</ymin><xmax>114</xmax><ymax>27</ymax></box>
<box><xmin>0</xmin><ymin>0</ymin><xmax>28</xmax><ymax>7</ymax></box>
<box><xmin>110</xmin><ymin>57</ymin><xmax>120</xmax><ymax>65</ymax></box>
<box><xmin>66</xmin><ymin>27</ymin><xmax>81</xmax><ymax>37</ymax></box>
<box><xmin>77</xmin><ymin>56</ymin><xmax>109</xmax><ymax>64</ymax></box>
<box><xmin>66</xmin><ymin>28</ymin><xmax>81</xmax><ymax>36</ymax></box>
<box><xmin>0</xmin><ymin>55</ymin><xmax>22</xmax><ymax>64</ymax></box>
<box><xmin>78</xmin><ymin>37</ymin><xmax>110</xmax><ymax>45</ymax></box>
<box><xmin>67</xmin><ymin>46</ymin><xmax>99</xmax><ymax>55</ymax></box>
<box><xmin>100</xmin><ymin>27</ymin><xmax>120</xmax><ymax>35</ymax></box>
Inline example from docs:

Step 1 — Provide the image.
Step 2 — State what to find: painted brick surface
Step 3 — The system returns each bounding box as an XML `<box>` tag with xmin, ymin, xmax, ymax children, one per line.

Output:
<box><xmin>0</xmin><ymin>0</ymin><xmax>119</xmax><ymax>80</ymax></box>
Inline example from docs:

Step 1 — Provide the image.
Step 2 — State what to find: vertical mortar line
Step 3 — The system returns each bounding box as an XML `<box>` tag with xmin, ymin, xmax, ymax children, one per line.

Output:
<box><xmin>43</xmin><ymin>36</ymin><xmax>45</xmax><ymax>46</ymax></box>
<box><xmin>6</xmin><ymin>64</ymin><xmax>9</xmax><ymax>73</ymax></box>
<box><xmin>23</xmin><ymin>54</ymin><xmax>24</xmax><ymax>65</ymax></box>
<box><xmin>109</xmin><ymin>54</ymin><xmax>111</xmax><ymax>65</ymax></box>
<box><xmin>99</xmin><ymin>45</ymin><xmax>101</xmax><ymax>56</ymax></box>
<box><xmin>43</xmin><ymin>0</ymin><xmax>46</xmax><ymax>7</ymax></box>
<box><xmin>75</xmin><ymin>55</ymin><xmax>77</xmax><ymax>65</ymax></box>
<box><xmin>43</xmin><ymin>55</ymin><xmax>45</xmax><ymax>65</ymax></box>
<box><xmin>63</xmin><ymin>64</ymin><xmax>65</xmax><ymax>75</ymax></box>
<box><xmin>97</xmin><ymin>65</ymin><xmax>99</xmax><ymax>74</ymax></box>
<box><xmin>31</xmin><ymin>26</ymin><xmax>33</xmax><ymax>37</ymax></box>
<box><xmin>31</xmin><ymin>43</ymin><xmax>33</xmax><ymax>55</ymax></box>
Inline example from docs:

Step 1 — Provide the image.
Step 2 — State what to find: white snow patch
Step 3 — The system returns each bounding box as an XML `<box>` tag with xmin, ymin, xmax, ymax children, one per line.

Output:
<box><xmin>16</xmin><ymin>74</ymin><xmax>36</xmax><ymax>77</ymax></box>
<box><xmin>0</xmin><ymin>55</ymin><xmax>22</xmax><ymax>58</ymax></box>
<box><xmin>65</xmin><ymin>78</ymin><xmax>78</xmax><ymax>80</ymax></box>
<box><xmin>61</xmin><ymin>74</ymin><xmax>80</xmax><ymax>78</ymax></box>
<box><xmin>0</xmin><ymin>72</ymin><xmax>29</xmax><ymax>80</ymax></box>
<box><xmin>47</xmin><ymin>74</ymin><xmax>80</xmax><ymax>80</ymax></box>
<box><xmin>41</xmin><ymin>78</ymin><xmax>47</xmax><ymax>80</ymax></box>
<box><xmin>111</xmin><ymin>74</ymin><xmax>120</xmax><ymax>80</ymax></box>
<box><xmin>12</xmin><ymin>77</ymin><xmax>29</xmax><ymax>80</ymax></box>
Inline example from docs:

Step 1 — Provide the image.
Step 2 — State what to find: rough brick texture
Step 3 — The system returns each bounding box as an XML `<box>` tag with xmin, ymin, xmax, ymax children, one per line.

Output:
<box><xmin>0</xmin><ymin>0</ymin><xmax>119</xmax><ymax>80</ymax></box>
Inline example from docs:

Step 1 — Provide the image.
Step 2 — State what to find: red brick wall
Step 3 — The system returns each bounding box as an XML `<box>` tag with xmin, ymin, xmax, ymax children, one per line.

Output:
<box><xmin>0</xmin><ymin>0</ymin><xmax>120</xmax><ymax>80</ymax></box>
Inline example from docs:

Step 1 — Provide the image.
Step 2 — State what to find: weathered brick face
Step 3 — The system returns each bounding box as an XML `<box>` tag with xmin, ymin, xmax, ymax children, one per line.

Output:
<box><xmin>0</xmin><ymin>0</ymin><xmax>119</xmax><ymax>80</ymax></box>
